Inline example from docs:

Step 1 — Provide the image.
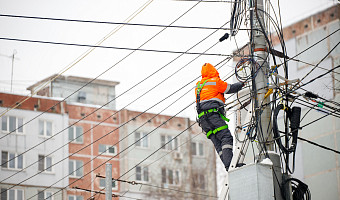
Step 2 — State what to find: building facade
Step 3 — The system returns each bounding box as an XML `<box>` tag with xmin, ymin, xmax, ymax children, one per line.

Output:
<box><xmin>27</xmin><ymin>75</ymin><xmax>119</xmax><ymax>110</ymax></box>
<box><xmin>0</xmin><ymin>93</ymin><xmax>69</xmax><ymax>200</ymax></box>
<box><xmin>1</xmin><ymin>73</ymin><xmax>218</xmax><ymax>200</ymax></box>
<box><xmin>66</xmin><ymin>103</ymin><xmax>120</xmax><ymax>200</ymax></box>
<box><xmin>119</xmin><ymin>109</ymin><xmax>217</xmax><ymax>200</ymax></box>
<box><xmin>27</xmin><ymin>75</ymin><xmax>121</xmax><ymax>200</ymax></box>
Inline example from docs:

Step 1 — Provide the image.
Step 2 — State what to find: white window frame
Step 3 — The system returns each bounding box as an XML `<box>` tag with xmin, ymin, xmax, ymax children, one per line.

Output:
<box><xmin>1</xmin><ymin>116</ymin><xmax>24</xmax><ymax>134</ymax></box>
<box><xmin>99</xmin><ymin>178</ymin><xmax>118</xmax><ymax>190</ymax></box>
<box><xmin>191</xmin><ymin>141</ymin><xmax>204</xmax><ymax>156</ymax></box>
<box><xmin>134</xmin><ymin>131</ymin><xmax>149</xmax><ymax>148</ymax></box>
<box><xmin>69</xmin><ymin>159</ymin><xmax>83</xmax><ymax>178</ymax></box>
<box><xmin>38</xmin><ymin>190</ymin><xmax>53</xmax><ymax>200</ymax></box>
<box><xmin>98</xmin><ymin>144</ymin><xmax>117</xmax><ymax>156</ymax></box>
<box><xmin>68</xmin><ymin>126</ymin><xmax>83</xmax><ymax>144</ymax></box>
<box><xmin>38</xmin><ymin>120</ymin><xmax>53</xmax><ymax>137</ymax></box>
<box><xmin>0</xmin><ymin>188</ymin><xmax>24</xmax><ymax>200</ymax></box>
<box><xmin>161</xmin><ymin>134</ymin><xmax>179</xmax><ymax>151</ymax></box>
<box><xmin>68</xmin><ymin>195</ymin><xmax>84</xmax><ymax>200</ymax></box>
<box><xmin>135</xmin><ymin>165</ymin><xmax>149</xmax><ymax>182</ymax></box>
<box><xmin>1</xmin><ymin>151</ymin><xmax>24</xmax><ymax>170</ymax></box>
<box><xmin>161</xmin><ymin>168</ymin><xmax>181</xmax><ymax>186</ymax></box>
<box><xmin>38</xmin><ymin>155</ymin><xmax>53</xmax><ymax>173</ymax></box>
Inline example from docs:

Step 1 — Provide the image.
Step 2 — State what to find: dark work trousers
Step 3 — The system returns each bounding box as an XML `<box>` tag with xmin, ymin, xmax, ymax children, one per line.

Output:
<box><xmin>199</xmin><ymin>112</ymin><xmax>233</xmax><ymax>171</ymax></box>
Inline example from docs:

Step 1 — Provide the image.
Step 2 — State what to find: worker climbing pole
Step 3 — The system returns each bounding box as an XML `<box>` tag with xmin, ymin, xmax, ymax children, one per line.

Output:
<box><xmin>195</xmin><ymin>63</ymin><xmax>244</xmax><ymax>172</ymax></box>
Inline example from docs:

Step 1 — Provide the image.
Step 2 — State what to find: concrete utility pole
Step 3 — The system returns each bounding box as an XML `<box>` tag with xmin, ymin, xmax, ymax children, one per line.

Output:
<box><xmin>105</xmin><ymin>163</ymin><xmax>112</xmax><ymax>200</ymax></box>
<box><xmin>252</xmin><ymin>0</ymin><xmax>273</xmax><ymax>150</ymax></box>
<box><xmin>219</xmin><ymin>0</ymin><xmax>290</xmax><ymax>199</ymax></box>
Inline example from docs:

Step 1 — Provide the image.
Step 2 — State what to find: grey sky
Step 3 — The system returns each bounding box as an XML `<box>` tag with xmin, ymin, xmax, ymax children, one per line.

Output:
<box><xmin>0</xmin><ymin>0</ymin><xmax>337</xmax><ymax>120</ymax></box>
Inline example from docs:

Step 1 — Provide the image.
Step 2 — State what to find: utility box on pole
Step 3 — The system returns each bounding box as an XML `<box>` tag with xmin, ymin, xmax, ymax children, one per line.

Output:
<box><xmin>229</xmin><ymin>162</ymin><xmax>275</xmax><ymax>200</ymax></box>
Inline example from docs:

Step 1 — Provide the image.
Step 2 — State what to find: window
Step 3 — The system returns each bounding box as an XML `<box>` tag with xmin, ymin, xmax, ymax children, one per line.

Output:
<box><xmin>191</xmin><ymin>142</ymin><xmax>204</xmax><ymax>156</ymax></box>
<box><xmin>98</xmin><ymin>144</ymin><xmax>116</xmax><ymax>156</ymax></box>
<box><xmin>39</xmin><ymin>120</ymin><xmax>52</xmax><ymax>137</ymax></box>
<box><xmin>161</xmin><ymin>135</ymin><xmax>179</xmax><ymax>151</ymax></box>
<box><xmin>1</xmin><ymin>151</ymin><xmax>23</xmax><ymax>170</ymax></box>
<box><xmin>1</xmin><ymin>116</ymin><xmax>23</xmax><ymax>134</ymax></box>
<box><xmin>69</xmin><ymin>160</ymin><xmax>83</xmax><ymax>178</ymax></box>
<box><xmin>38</xmin><ymin>155</ymin><xmax>52</xmax><ymax>172</ymax></box>
<box><xmin>0</xmin><ymin>188</ymin><xmax>24</xmax><ymax>200</ymax></box>
<box><xmin>38</xmin><ymin>191</ymin><xmax>53</xmax><ymax>200</ymax></box>
<box><xmin>161</xmin><ymin>168</ymin><xmax>180</xmax><ymax>185</ymax></box>
<box><xmin>68</xmin><ymin>126</ymin><xmax>83</xmax><ymax>143</ymax></box>
<box><xmin>193</xmin><ymin>174</ymin><xmax>205</xmax><ymax>190</ymax></box>
<box><xmin>135</xmin><ymin>132</ymin><xmax>148</xmax><ymax>148</ymax></box>
<box><xmin>68</xmin><ymin>195</ymin><xmax>83</xmax><ymax>200</ymax></box>
<box><xmin>135</xmin><ymin>166</ymin><xmax>149</xmax><ymax>182</ymax></box>
<box><xmin>99</xmin><ymin>178</ymin><xmax>118</xmax><ymax>190</ymax></box>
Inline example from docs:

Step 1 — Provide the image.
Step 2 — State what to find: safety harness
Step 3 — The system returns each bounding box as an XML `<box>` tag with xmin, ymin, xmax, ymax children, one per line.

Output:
<box><xmin>196</xmin><ymin>80</ymin><xmax>230</xmax><ymax>138</ymax></box>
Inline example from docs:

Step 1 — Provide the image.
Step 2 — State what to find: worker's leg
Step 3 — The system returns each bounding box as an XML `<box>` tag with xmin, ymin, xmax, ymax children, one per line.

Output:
<box><xmin>215</xmin><ymin>129</ymin><xmax>233</xmax><ymax>171</ymax></box>
<box><xmin>199</xmin><ymin>115</ymin><xmax>223</xmax><ymax>162</ymax></box>
<box><xmin>200</xmin><ymin>113</ymin><xmax>233</xmax><ymax>171</ymax></box>
<box><xmin>209</xmin><ymin>134</ymin><xmax>223</xmax><ymax>161</ymax></box>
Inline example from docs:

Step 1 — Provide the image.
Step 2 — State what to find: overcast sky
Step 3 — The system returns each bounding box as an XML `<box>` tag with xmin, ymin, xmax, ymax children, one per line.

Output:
<box><xmin>0</xmin><ymin>0</ymin><xmax>337</xmax><ymax>120</ymax></box>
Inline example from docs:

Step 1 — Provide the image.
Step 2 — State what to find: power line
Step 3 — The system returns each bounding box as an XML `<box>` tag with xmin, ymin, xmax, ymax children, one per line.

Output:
<box><xmin>1</xmin><ymin>0</ymin><xmax>214</xmax><ymax>188</ymax></box>
<box><xmin>294</xmin><ymin>98</ymin><xmax>340</xmax><ymax>118</ymax></box>
<box><xmin>0</xmin><ymin>37</ymin><xmax>229</xmax><ymax>56</ymax></box>
<box><xmin>0</xmin><ymin>20</ymin><xmax>228</xmax><ymax>179</ymax></box>
<box><xmin>73</xmin><ymin>187</ymin><xmax>141</xmax><ymax>200</ymax></box>
<box><xmin>20</xmin><ymin>57</ymin><xmax>233</xmax><ymax>200</ymax></box>
<box><xmin>0</xmin><ymin>0</ymin><xmax>154</xmax><ymax>118</ymax></box>
<box><xmin>94</xmin><ymin>107</ymin><xmax>244</xmax><ymax>200</ymax></box>
<box><xmin>25</xmin><ymin>99</ymin><xmax>196</xmax><ymax>200</ymax></box>
<box><xmin>0</xmin><ymin>0</ymin><xmax>208</xmax><ymax>139</ymax></box>
<box><xmin>0</xmin><ymin>42</ymin><xmax>226</xmax><ymax>184</ymax></box>
<box><xmin>0</xmin><ymin>0</ymin><xmax>202</xmax><ymax>119</ymax></box>
<box><xmin>296</xmin><ymin>41</ymin><xmax>340</xmax><ymax>86</ymax></box>
<box><xmin>96</xmin><ymin>174</ymin><xmax>218</xmax><ymax>199</ymax></box>
<box><xmin>298</xmin><ymin>136</ymin><xmax>340</xmax><ymax>154</ymax></box>
<box><xmin>1</xmin><ymin>55</ymin><xmax>232</xmax><ymax>198</ymax></box>
<box><xmin>0</xmin><ymin>13</ymin><xmax>238</xmax><ymax>31</ymax></box>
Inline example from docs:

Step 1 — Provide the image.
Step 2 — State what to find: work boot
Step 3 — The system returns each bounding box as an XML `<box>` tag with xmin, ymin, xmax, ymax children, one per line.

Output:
<box><xmin>236</xmin><ymin>163</ymin><xmax>246</xmax><ymax>168</ymax></box>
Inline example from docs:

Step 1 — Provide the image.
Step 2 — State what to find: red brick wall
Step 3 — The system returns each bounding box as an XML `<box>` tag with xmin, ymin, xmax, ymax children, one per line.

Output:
<box><xmin>0</xmin><ymin>93</ymin><xmax>65</xmax><ymax>114</ymax></box>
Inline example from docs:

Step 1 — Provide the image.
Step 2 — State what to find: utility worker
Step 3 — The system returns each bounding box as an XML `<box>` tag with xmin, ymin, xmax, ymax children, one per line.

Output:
<box><xmin>195</xmin><ymin>63</ymin><xmax>244</xmax><ymax>171</ymax></box>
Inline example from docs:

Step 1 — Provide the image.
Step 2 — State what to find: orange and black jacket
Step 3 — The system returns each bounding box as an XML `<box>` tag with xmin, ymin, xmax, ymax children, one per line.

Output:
<box><xmin>195</xmin><ymin>63</ymin><xmax>243</xmax><ymax>112</ymax></box>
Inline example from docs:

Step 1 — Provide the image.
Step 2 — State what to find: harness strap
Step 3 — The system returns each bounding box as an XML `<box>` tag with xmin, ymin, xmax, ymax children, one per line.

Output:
<box><xmin>196</xmin><ymin>79</ymin><xmax>230</xmax><ymax>139</ymax></box>
<box><xmin>198</xmin><ymin>108</ymin><xmax>230</xmax><ymax>122</ymax></box>
<box><xmin>196</xmin><ymin>79</ymin><xmax>210</xmax><ymax>108</ymax></box>
<box><xmin>206</xmin><ymin>125</ymin><xmax>229</xmax><ymax>138</ymax></box>
<box><xmin>198</xmin><ymin>108</ymin><xmax>230</xmax><ymax>138</ymax></box>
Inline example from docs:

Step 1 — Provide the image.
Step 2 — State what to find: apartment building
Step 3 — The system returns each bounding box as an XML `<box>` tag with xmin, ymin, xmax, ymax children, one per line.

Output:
<box><xmin>0</xmin><ymin>93</ymin><xmax>69</xmax><ymax>200</ymax></box>
<box><xmin>27</xmin><ymin>75</ymin><xmax>121</xmax><ymax>200</ymax></box>
<box><xmin>119</xmin><ymin>109</ymin><xmax>217</xmax><ymax>200</ymax></box>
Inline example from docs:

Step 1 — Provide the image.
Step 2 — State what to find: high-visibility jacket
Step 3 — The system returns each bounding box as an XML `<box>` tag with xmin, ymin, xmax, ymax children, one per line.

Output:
<box><xmin>195</xmin><ymin>63</ymin><xmax>231</xmax><ymax>105</ymax></box>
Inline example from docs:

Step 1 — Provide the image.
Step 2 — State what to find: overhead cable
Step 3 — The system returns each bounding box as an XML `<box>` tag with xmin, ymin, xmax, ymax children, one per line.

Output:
<box><xmin>298</xmin><ymin>136</ymin><xmax>340</xmax><ymax>154</ymax></box>
<box><xmin>0</xmin><ymin>0</ymin><xmax>202</xmax><ymax>118</ymax></box>
<box><xmin>0</xmin><ymin>0</ymin><xmax>154</xmax><ymax>118</ymax></box>
<box><xmin>0</xmin><ymin>37</ymin><xmax>228</xmax><ymax>56</ymax></box>
<box><xmin>0</xmin><ymin>40</ymin><xmax>224</xmax><ymax>183</ymax></box>
<box><xmin>0</xmin><ymin>20</ymin><xmax>229</xmax><ymax>176</ymax></box>
<box><xmin>0</xmin><ymin>13</ymin><xmax>240</xmax><ymax>31</ymax></box>
<box><xmin>0</xmin><ymin>0</ymin><xmax>206</xmax><ymax>137</ymax></box>
<box><xmin>20</xmin><ymin>57</ymin><xmax>233</xmax><ymax>199</ymax></box>
<box><xmin>25</xmin><ymin>99</ymin><xmax>195</xmax><ymax>200</ymax></box>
